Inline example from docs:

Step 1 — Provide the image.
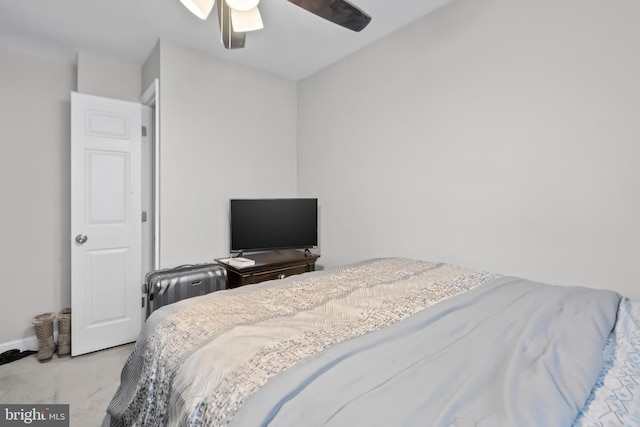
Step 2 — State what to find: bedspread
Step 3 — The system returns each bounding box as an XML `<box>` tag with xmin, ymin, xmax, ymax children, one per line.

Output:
<box><xmin>104</xmin><ymin>258</ymin><xmax>499</xmax><ymax>426</ymax></box>
<box><xmin>230</xmin><ymin>276</ymin><xmax>620</xmax><ymax>427</ymax></box>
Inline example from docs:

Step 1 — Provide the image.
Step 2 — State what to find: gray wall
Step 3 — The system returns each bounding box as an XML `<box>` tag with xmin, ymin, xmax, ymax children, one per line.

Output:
<box><xmin>142</xmin><ymin>42</ymin><xmax>160</xmax><ymax>95</ymax></box>
<box><xmin>77</xmin><ymin>52</ymin><xmax>141</xmax><ymax>102</ymax></box>
<box><xmin>297</xmin><ymin>0</ymin><xmax>640</xmax><ymax>298</ymax></box>
<box><xmin>156</xmin><ymin>41</ymin><xmax>298</xmax><ymax>266</ymax></box>
<box><xmin>0</xmin><ymin>50</ymin><xmax>75</xmax><ymax>343</ymax></box>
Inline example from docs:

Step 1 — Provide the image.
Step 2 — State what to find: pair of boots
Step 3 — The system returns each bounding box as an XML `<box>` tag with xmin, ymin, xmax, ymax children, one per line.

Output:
<box><xmin>31</xmin><ymin>308</ymin><xmax>71</xmax><ymax>362</ymax></box>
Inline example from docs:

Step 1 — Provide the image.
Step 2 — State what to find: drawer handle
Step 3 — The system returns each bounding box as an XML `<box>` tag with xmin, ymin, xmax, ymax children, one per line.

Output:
<box><xmin>277</xmin><ymin>274</ymin><xmax>286</xmax><ymax>280</ymax></box>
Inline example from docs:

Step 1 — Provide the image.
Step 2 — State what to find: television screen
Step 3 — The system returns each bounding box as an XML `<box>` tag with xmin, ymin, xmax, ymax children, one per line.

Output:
<box><xmin>230</xmin><ymin>198</ymin><xmax>318</xmax><ymax>253</ymax></box>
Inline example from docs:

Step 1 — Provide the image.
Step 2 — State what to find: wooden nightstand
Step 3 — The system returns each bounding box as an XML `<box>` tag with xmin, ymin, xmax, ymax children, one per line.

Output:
<box><xmin>215</xmin><ymin>249</ymin><xmax>320</xmax><ymax>288</ymax></box>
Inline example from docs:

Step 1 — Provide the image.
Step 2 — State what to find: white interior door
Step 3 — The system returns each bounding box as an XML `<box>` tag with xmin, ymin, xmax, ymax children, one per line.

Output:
<box><xmin>71</xmin><ymin>92</ymin><xmax>142</xmax><ymax>356</ymax></box>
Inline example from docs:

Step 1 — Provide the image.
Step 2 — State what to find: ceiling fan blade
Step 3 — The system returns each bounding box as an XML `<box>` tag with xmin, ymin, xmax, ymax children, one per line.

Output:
<box><xmin>231</xmin><ymin>7</ymin><xmax>264</xmax><ymax>32</ymax></box>
<box><xmin>217</xmin><ymin>0</ymin><xmax>246</xmax><ymax>49</ymax></box>
<box><xmin>287</xmin><ymin>0</ymin><xmax>371</xmax><ymax>32</ymax></box>
<box><xmin>179</xmin><ymin>0</ymin><xmax>216</xmax><ymax>20</ymax></box>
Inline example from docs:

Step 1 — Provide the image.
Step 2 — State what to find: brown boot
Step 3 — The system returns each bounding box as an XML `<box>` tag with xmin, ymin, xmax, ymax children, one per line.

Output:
<box><xmin>32</xmin><ymin>312</ymin><xmax>57</xmax><ymax>362</ymax></box>
<box><xmin>57</xmin><ymin>308</ymin><xmax>71</xmax><ymax>357</ymax></box>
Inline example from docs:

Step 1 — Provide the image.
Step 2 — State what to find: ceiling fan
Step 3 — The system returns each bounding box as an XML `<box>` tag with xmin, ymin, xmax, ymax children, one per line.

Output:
<box><xmin>179</xmin><ymin>0</ymin><xmax>372</xmax><ymax>49</ymax></box>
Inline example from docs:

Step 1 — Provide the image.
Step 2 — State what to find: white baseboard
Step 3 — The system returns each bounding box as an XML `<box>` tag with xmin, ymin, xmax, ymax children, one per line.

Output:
<box><xmin>0</xmin><ymin>333</ymin><xmax>58</xmax><ymax>354</ymax></box>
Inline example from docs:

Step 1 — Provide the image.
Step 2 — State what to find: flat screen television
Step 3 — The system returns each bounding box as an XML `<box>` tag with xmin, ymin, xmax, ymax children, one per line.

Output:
<box><xmin>230</xmin><ymin>198</ymin><xmax>318</xmax><ymax>253</ymax></box>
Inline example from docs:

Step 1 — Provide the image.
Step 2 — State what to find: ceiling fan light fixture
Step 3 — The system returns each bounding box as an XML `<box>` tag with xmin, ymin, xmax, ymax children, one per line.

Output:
<box><xmin>230</xmin><ymin>7</ymin><xmax>264</xmax><ymax>32</ymax></box>
<box><xmin>224</xmin><ymin>0</ymin><xmax>260</xmax><ymax>12</ymax></box>
<box><xmin>179</xmin><ymin>0</ymin><xmax>216</xmax><ymax>20</ymax></box>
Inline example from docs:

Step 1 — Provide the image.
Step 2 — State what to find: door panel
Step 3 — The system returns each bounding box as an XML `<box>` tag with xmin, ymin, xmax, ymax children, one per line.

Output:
<box><xmin>84</xmin><ymin>110</ymin><xmax>130</xmax><ymax>138</ymax></box>
<box><xmin>86</xmin><ymin>248</ymin><xmax>128</xmax><ymax>324</ymax></box>
<box><xmin>87</xmin><ymin>150</ymin><xmax>130</xmax><ymax>223</ymax></box>
<box><xmin>71</xmin><ymin>92</ymin><xmax>142</xmax><ymax>356</ymax></box>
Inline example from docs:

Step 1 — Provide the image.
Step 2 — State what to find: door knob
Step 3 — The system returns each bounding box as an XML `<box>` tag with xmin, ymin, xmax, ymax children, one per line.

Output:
<box><xmin>75</xmin><ymin>234</ymin><xmax>88</xmax><ymax>244</ymax></box>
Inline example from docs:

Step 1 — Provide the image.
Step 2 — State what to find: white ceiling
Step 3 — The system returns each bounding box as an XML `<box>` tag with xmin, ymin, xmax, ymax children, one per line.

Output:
<box><xmin>0</xmin><ymin>0</ymin><xmax>451</xmax><ymax>80</ymax></box>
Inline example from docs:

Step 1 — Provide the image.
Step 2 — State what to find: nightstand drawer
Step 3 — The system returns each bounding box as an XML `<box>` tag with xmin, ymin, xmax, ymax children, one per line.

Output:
<box><xmin>253</xmin><ymin>265</ymin><xmax>307</xmax><ymax>282</ymax></box>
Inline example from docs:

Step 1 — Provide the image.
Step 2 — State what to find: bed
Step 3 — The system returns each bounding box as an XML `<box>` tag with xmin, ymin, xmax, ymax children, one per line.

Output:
<box><xmin>103</xmin><ymin>258</ymin><xmax>640</xmax><ymax>426</ymax></box>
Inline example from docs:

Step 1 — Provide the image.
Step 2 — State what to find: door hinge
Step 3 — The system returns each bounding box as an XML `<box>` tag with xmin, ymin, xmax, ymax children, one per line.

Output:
<box><xmin>142</xmin><ymin>296</ymin><xmax>145</xmax><ymax>308</ymax></box>
<box><xmin>142</xmin><ymin>211</ymin><xmax>147</xmax><ymax>222</ymax></box>
<box><xmin>142</xmin><ymin>126</ymin><xmax>147</xmax><ymax>137</ymax></box>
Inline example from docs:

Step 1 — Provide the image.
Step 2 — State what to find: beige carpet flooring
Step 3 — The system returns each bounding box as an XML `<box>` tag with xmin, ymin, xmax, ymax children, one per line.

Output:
<box><xmin>0</xmin><ymin>343</ymin><xmax>133</xmax><ymax>426</ymax></box>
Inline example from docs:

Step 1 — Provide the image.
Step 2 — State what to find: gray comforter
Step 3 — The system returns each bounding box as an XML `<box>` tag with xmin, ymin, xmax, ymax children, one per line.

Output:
<box><xmin>231</xmin><ymin>276</ymin><xmax>620</xmax><ymax>427</ymax></box>
<box><xmin>104</xmin><ymin>259</ymin><xmax>620</xmax><ymax>426</ymax></box>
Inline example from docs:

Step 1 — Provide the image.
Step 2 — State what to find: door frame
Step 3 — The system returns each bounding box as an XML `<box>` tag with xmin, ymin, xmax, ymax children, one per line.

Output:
<box><xmin>141</xmin><ymin>78</ymin><xmax>160</xmax><ymax>318</ymax></box>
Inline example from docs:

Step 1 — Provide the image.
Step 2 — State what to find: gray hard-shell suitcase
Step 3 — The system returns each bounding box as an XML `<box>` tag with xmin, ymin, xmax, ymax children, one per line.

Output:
<box><xmin>144</xmin><ymin>263</ymin><xmax>227</xmax><ymax>318</ymax></box>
